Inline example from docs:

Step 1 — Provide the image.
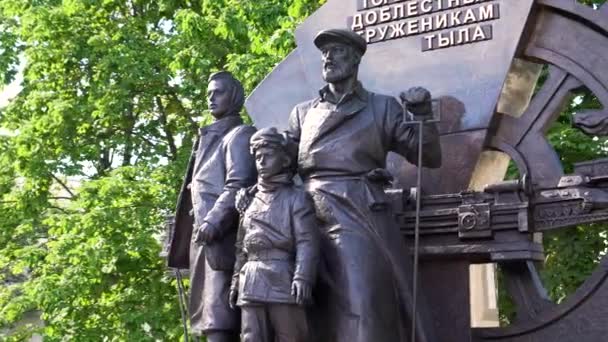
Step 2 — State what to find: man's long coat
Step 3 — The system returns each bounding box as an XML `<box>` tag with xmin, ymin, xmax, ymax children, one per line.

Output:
<box><xmin>287</xmin><ymin>83</ymin><xmax>441</xmax><ymax>342</ymax></box>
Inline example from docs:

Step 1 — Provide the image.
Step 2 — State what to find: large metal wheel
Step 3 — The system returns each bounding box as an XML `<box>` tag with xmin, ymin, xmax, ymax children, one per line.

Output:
<box><xmin>475</xmin><ymin>1</ymin><xmax>608</xmax><ymax>340</ymax></box>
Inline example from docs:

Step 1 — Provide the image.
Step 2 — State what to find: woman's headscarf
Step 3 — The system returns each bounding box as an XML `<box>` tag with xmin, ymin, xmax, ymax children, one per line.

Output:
<box><xmin>208</xmin><ymin>71</ymin><xmax>245</xmax><ymax>117</ymax></box>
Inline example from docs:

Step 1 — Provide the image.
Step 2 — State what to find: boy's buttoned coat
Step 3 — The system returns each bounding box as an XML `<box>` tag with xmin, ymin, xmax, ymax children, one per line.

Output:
<box><xmin>233</xmin><ymin>184</ymin><xmax>319</xmax><ymax>306</ymax></box>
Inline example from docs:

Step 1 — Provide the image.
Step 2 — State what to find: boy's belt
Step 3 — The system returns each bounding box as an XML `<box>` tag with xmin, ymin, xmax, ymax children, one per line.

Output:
<box><xmin>247</xmin><ymin>249</ymin><xmax>292</xmax><ymax>261</ymax></box>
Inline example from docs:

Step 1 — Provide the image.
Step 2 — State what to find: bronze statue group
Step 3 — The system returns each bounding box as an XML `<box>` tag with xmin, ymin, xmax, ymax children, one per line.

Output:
<box><xmin>169</xmin><ymin>28</ymin><xmax>442</xmax><ymax>342</ymax></box>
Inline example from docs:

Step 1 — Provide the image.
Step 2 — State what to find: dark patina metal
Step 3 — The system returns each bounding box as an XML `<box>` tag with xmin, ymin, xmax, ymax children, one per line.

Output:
<box><xmin>244</xmin><ymin>0</ymin><xmax>608</xmax><ymax>341</ymax></box>
<box><xmin>167</xmin><ymin>72</ymin><xmax>256</xmax><ymax>342</ymax></box>
<box><xmin>164</xmin><ymin>0</ymin><xmax>608</xmax><ymax>341</ymax></box>
<box><xmin>286</xmin><ymin>28</ymin><xmax>442</xmax><ymax>342</ymax></box>
<box><xmin>230</xmin><ymin>127</ymin><xmax>319</xmax><ymax>342</ymax></box>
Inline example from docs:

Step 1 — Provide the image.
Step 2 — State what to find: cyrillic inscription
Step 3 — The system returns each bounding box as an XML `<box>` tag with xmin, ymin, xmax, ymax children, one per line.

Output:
<box><xmin>422</xmin><ymin>24</ymin><xmax>492</xmax><ymax>51</ymax></box>
<box><xmin>350</xmin><ymin>0</ymin><xmax>501</xmax><ymax>51</ymax></box>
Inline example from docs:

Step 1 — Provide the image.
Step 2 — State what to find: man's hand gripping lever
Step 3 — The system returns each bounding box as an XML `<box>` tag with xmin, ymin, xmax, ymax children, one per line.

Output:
<box><xmin>399</xmin><ymin>86</ymin><xmax>440</xmax><ymax>342</ymax></box>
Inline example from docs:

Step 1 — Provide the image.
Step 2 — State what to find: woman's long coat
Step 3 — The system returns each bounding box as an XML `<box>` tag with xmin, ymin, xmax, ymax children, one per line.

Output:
<box><xmin>168</xmin><ymin>115</ymin><xmax>256</xmax><ymax>334</ymax></box>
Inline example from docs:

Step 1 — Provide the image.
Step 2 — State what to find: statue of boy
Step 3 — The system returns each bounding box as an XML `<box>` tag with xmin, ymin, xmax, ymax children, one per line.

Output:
<box><xmin>230</xmin><ymin>127</ymin><xmax>319</xmax><ymax>342</ymax></box>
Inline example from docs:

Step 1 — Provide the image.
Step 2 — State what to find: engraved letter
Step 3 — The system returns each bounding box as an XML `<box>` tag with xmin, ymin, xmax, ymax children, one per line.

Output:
<box><xmin>407</xmin><ymin>19</ymin><xmax>419</xmax><ymax>35</ymax></box>
<box><xmin>352</xmin><ymin>13</ymin><xmax>365</xmax><ymax>31</ymax></box>
<box><xmin>389</xmin><ymin>21</ymin><xmax>406</xmax><ymax>38</ymax></box>
<box><xmin>450</xmin><ymin>10</ymin><xmax>462</xmax><ymax>26</ymax></box>
<box><xmin>438</xmin><ymin>32</ymin><xmax>451</xmax><ymax>47</ymax></box>
<box><xmin>420</xmin><ymin>16</ymin><xmax>433</xmax><ymax>32</ymax></box>
<box><xmin>366</xmin><ymin>28</ymin><xmax>377</xmax><ymax>43</ymax></box>
<box><xmin>479</xmin><ymin>4</ymin><xmax>495</xmax><ymax>21</ymax></box>
<box><xmin>447</xmin><ymin>0</ymin><xmax>460</xmax><ymax>8</ymax></box>
<box><xmin>423</xmin><ymin>34</ymin><xmax>436</xmax><ymax>51</ymax></box>
<box><xmin>435</xmin><ymin>13</ymin><xmax>448</xmax><ymax>29</ymax></box>
<box><xmin>463</xmin><ymin>8</ymin><xmax>477</xmax><ymax>24</ymax></box>
<box><xmin>456</xmin><ymin>28</ymin><xmax>470</xmax><ymax>44</ymax></box>
<box><xmin>393</xmin><ymin>4</ymin><xmax>406</xmax><ymax>19</ymax></box>
<box><xmin>471</xmin><ymin>25</ymin><xmax>487</xmax><ymax>41</ymax></box>
<box><xmin>421</xmin><ymin>0</ymin><xmax>433</xmax><ymax>13</ymax></box>
<box><xmin>406</xmin><ymin>1</ymin><xmax>419</xmax><ymax>16</ymax></box>
<box><xmin>365</xmin><ymin>10</ymin><xmax>379</xmax><ymax>26</ymax></box>
<box><xmin>380</xmin><ymin>7</ymin><xmax>391</xmax><ymax>23</ymax></box>
<box><xmin>378</xmin><ymin>26</ymin><xmax>389</xmax><ymax>40</ymax></box>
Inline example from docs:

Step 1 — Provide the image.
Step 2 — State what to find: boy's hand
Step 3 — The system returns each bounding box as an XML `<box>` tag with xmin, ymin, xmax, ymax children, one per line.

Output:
<box><xmin>291</xmin><ymin>279</ymin><xmax>312</xmax><ymax>306</ymax></box>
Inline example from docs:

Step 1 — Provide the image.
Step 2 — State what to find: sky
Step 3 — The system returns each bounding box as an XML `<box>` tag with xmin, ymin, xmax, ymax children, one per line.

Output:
<box><xmin>0</xmin><ymin>59</ymin><xmax>24</xmax><ymax>136</ymax></box>
<box><xmin>0</xmin><ymin>76</ymin><xmax>21</xmax><ymax>108</ymax></box>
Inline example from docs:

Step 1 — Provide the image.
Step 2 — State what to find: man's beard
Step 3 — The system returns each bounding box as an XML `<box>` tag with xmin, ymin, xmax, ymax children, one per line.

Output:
<box><xmin>322</xmin><ymin>62</ymin><xmax>358</xmax><ymax>83</ymax></box>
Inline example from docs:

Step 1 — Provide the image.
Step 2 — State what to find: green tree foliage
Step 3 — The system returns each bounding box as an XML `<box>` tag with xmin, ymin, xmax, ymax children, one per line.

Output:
<box><xmin>499</xmin><ymin>82</ymin><xmax>608</xmax><ymax>324</ymax></box>
<box><xmin>531</xmin><ymin>0</ymin><xmax>608</xmax><ymax>307</ymax></box>
<box><xmin>542</xmin><ymin>88</ymin><xmax>608</xmax><ymax>302</ymax></box>
<box><xmin>0</xmin><ymin>0</ymin><xmax>606</xmax><ymax>339</ymax></box>
<box><xmin>0</xmin><ymin>0</ymin><xmax>324</xmax><ymax>340</ymax></box>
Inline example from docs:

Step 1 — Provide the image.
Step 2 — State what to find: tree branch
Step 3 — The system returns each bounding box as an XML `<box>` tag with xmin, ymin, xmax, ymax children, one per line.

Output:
<box><xmin>48</xmin><ymin>205</ymin><xmax>70</xmax><ymax>214</ymax></box>
<box><xmin>49</xmin><ymin>196</ymin><xmax>75</xmax><ymax>200</ymax></box>
<box><xmin>122</xmin><ymin>102</ymin><xmax>136</xmax><ymax>167</ymax></box>
<box><xmin>97</xmin><ymin>148</ymin><xmax>112</xmax><ymax>176</ymax></box>
<box><xmin>166</xmin><ymin>87</ymin><xmax>198</xmax><ymax>133</ymax></box>
<box><xmin>50</xmin><ymin>174</ymin><xmax>75</xmax><ymax>198</ymax></box>
<box><xmin>155</xmin><ymin>96</ymin><xmax>178</xmax><ymax>161</ymax></box>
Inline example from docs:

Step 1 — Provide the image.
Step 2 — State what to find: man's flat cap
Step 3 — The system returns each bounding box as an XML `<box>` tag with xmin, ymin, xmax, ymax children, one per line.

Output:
<box><xmin>314</xmin><ymin>29</ymin><xmax>367</xmax><ymax>55</ymax></box>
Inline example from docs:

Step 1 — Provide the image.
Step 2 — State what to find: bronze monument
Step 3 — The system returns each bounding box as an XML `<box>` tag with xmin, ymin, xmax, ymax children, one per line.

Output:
<box><xmin>231</xmin><ymin>127</ymin><xmax>319</xmax><ymax>342</ymax></box>
<box><xmin>164</xmin><ymin>1</ymin><xmax>608</xmax><ymax>341</ymax></box>
<box><xmin>168</xmin><ymin>71</ymin><xmax>257</xmax><ymax>342</ymax></box>
<box><xmin>285</xmin><ymin>28</ymin><xmax>441</xmax><ymax>342</ymax></box>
